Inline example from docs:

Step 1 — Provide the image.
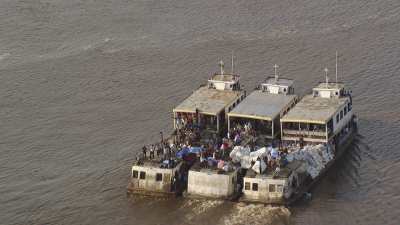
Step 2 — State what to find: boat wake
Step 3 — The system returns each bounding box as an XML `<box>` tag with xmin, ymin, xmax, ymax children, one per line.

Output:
<box><xmin>221</xmin><ymin>204</ymin><xmax>291</xmax><ymax>225</ymax></box>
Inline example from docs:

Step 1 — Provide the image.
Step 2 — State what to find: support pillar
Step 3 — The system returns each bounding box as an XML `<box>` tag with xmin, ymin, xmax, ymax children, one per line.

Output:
<box><xmin>173</xmin><ymin>112</ymin><xmax>177</xmax><ymax>129</ymax></box>
<box><xmin>227</xmin><ymin>115</ymin><xmax>230</xmax><ymax>132</ymax></box>
<box><xmin>325</xmin><ymin>123</ymin><xmax>328</xmax><ymax>143</ymax></box>
<box><xmin>271</xmin><ymin>120</ymin><xmax>274</xmax><ymax>139</ymax></box>
<box><xmin>216</xmin><ymin>114</ymin><xmax>220</xmax><ymax>133</ymax></box>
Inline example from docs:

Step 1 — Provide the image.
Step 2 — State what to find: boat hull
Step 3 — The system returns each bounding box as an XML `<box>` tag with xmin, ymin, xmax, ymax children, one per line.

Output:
<box><xmin>284</xmin><ymin>127</ymin><xmax>356</xmax><ymax>206</ymax></box>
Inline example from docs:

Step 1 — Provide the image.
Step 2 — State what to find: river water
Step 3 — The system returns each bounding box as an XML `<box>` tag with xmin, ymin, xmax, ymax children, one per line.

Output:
<box><xmin>1</xmin><ymin>0</ymin><xmax>400</xmax><ymax>224</ymax></box>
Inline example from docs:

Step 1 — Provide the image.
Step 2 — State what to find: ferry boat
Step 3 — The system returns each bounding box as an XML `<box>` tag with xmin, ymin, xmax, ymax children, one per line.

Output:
<box><xmin>127</xmin><ymin>58</ymin><xmax>357</xmax><ymax>205</ymax></box>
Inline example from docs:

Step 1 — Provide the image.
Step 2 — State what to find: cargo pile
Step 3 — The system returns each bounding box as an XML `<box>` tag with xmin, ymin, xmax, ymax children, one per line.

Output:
<box><xmin>286</xmin><ymin>144</ymin><xmax>334</xmax><ymax>178</ymax></box>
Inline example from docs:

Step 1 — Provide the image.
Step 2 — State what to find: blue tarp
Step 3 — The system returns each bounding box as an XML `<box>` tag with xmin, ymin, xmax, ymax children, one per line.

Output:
<box><xmin>176</xmin><ymin>147</ymin><xmax>189</xmax><ymax>158</ymax></box>
<box><xmin>188</xmin><ymin>146</ymin><xmax>203</xmax><ymax>154</ymax></box>
<box><xmin>207</xmin><ymin>157</ymin><xmax>217</xmax><ymax>166</ymax></box>
<box><xmin>176</xmin><ymin>146</ymin><xmax>204</xmax><ymax>158</ymax></box>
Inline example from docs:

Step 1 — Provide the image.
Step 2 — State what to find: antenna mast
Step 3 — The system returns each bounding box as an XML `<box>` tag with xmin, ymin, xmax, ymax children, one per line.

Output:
<box><xmin>274</xmin><ymin>64</ymin><xmax>279</xmax><ymax>83</ymax></box>
<box><xmin>335</xmin><ymin>51</ymin><xmax>338</xmax><ymax>87</ymax></box>
<box><xmin>219</xmin><ymin>60</ymin><xmax>225</xmax><ymax>75</ymax></box>
<box><xmin>231</xmin><ymin>51</ymin><xmax>234</xmax><ymax>74</ymax></box>
<box><xmin>324</xmin><ymin>68</ymin><xmax>329</xmax><ymax>88</ymax></box>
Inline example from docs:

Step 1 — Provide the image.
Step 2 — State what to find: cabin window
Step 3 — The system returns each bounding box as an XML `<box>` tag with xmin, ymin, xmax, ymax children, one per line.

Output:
<box><xmin>252</xmin><ymin>183</ymin><xmax>258</xmax><ymax>191</ymax></box>
<box><xmin>132</xmin><ymin>170</ymin><xmax>138</xmax><ymax>178</ymax></box>
<box><xmin>336</xmin><ymin>114</ymin><xmax>339</xmax><ymax>123</ymax></box>
<box><xmin>269</xmin><ymin>184</ymin><xmax>276</xmax><ymax>192</ymax></box>
<box><xmin>277</xmin><ymin>184</ymin><xmax>283</xmax><ymax>193</ymax></box>
<box><xmin>340</xmin><ymin>110</ymin><xmax>343</xmax><ymax>119</ymax></box>
<box><xmin>245</xmin><ymin>182</ymin><xmax>250</xmax><ymax>190</ymax></box>
<box><xmin>344</xmin><ymin>106</ymin><xmax>347</xmax><ymax>115</ymax></box>
<box><xmin>139</xmin><ymin>171</ymin><xmax>146</xmax><ymax>180</ymax></box>
<box><xmin>156</xmin><ymin>173</ymin><xmax>163</xmax><ymax>182</ymax></box>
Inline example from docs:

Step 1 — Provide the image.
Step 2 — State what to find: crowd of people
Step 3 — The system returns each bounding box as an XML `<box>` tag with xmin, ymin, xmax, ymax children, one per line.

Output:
<box><xmin>137</xmin><ymin>117</ymin><xmax>291</xmax><ymax>176</ymax></box>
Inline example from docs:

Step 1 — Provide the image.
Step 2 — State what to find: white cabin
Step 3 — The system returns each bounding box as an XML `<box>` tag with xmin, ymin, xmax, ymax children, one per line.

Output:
<box><xmin>128</xmin><ymin>161</ymin><xmax>182</xmax><ymax>195</ymax></box>
<box><xmin>187</xmin><ymin>167</ymin><xmax>238</xmax><ymax>199</ymax></box>
<box><xmin>240</xmin><ymin>160</ymin><xmax>307</xmax><ymax>204</ymax></box>
<box><xmin>281</xmin><ymin>82</ymin><xmax>354</xmax><ymax>143</ymax></box>
<box><xmin>260</xmin><ymin>77</ymin><xmax>294</xmax><ymax>95</ymax></box>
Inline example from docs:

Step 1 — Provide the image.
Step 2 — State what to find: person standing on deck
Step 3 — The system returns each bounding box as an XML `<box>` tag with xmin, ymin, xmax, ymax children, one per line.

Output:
<box><xmin>149</xmin><ymin>145</ymin><xmax>155</xmax><ymax>159</ymax></box>
<box><xmin>142</xmin><ymin>146</ymin><xmax>147</xmax><ymax>159</ymax></box>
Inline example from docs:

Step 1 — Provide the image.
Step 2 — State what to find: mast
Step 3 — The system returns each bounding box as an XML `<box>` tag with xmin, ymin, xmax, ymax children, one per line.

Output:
<box><xmin>335</xmin><ymin>51</ymin><xmax>338</xmax><ymax>87</ymax></box>
<box><xmin>231</xmin><ymin>51</ymin><xmax>234</xmax><ymax>74</ymax></box>
<box><xmin>274</xmin><ymin>64</ymin><xmax>279</xmax><ymax>83</ymax></box>
<box><xmin>324</xmin><ymin>68</ymin><xmax>329</xmax><ymax>88</ymax></box>
<box><xmin>219</xmin><ymin>60</ymin><xmax>225</xmax><ymax>75</ymax></box>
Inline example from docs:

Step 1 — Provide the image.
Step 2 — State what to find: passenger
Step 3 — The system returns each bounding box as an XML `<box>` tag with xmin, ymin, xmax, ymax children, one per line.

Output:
<box><xmin>156</xmin><ymin>144</ymin><xmax>162</xmax><ymax>157</ymax></box>
<box><xmin>149</xmin><ymin>145</ymin><xmax>155</xmax><ymax>159</ymax></box>
<box><xmin>274</xmin><ymin>166</ymin><xmax>281</xmax><ymax>177</ymax></box>
<box><xmin>220</xmin><ymin>142</ymin><xmax>228</xmax><ymax>158</ymax></box>
<box><xmin>234</xmin><ymin>133</ymin><xmax>241</xmax><ymax>144</ymax></box>
<box><xmin>163</xmin><ymin>144</ymin><xmax>168</xmax><ymax>156</ymax></box>
<box><xmin>142</xmin><ymin>146</ymin><xmax>147</xmax><ymax>158</ymax></box>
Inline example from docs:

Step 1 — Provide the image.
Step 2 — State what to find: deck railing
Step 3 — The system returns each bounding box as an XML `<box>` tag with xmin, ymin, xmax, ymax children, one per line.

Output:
<box><xmin>282</xmin><ymin>129</ymin><xmax>326</xmax><ymax>139</ymax></box>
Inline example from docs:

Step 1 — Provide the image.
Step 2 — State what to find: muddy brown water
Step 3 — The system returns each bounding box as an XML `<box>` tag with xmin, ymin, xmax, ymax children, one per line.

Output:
<box><xmin>1</xmin><ymin>0</ymin><xmax>400</xmax><ymax>224</ymax></box>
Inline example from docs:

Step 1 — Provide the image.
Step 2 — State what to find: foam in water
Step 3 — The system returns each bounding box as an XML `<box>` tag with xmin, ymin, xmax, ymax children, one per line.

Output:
<box><xmin>221</xmin><ymin>204</ymin><xmax>291</xmax><ymax>225</ymax></box>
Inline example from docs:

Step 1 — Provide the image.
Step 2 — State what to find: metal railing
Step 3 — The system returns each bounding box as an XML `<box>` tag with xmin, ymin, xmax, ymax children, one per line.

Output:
<box><xmin>282</xmin><ymin>129</ymin><xmax>326</xmax><ymax>138</ymax></box>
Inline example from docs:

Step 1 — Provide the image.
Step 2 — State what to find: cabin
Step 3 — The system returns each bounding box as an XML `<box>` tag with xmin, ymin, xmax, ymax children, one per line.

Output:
<box><xmin>128</xmin><ymin>159</ymin><xmax>183</xmax><ymax>196</ymax></box>
<box><xmin>280</xmin><ymin>82</ymin><xmax>354</xmax><ymax>144</ymax></box>
<box><xmin>186</xmin><ymin>162</ymin><xmax>238</xmax><ymax>199</ymax></box>
<box><xmin>173</xmin><ymin>62</ymin><xmax>246</xmax><ymax>134</ymax></box>
<box><xmin>241</xmin><ymin>169</ymin><xmax>288</xmax><ymax>204</ymax></box>
<box><xmin>227</xmin><ymin>76</ymin><xmax>297</xmax><ymax>140</ymax></box>
<box><xmin>240</xmin><ymin>160</ymin><xmax>307</xmax><ymax>204</ymax></box>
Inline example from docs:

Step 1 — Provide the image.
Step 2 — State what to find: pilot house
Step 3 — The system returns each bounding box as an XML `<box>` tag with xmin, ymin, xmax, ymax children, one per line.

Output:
<box><xmin>173</xmin><ymin>62</ymin><xmax>246</xmax><ymax>134</ymax></box>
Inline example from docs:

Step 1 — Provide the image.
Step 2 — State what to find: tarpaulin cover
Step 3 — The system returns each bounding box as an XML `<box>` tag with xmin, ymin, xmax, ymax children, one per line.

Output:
<box><xmin>176</xmin><ymin>147</ymin><xmax>189</xmax><ymax>158</ymax></box>
<box><xmin>230</xmin><ymin>146</ymin><xmax>270</xmax><ymax>169</ymax></box>
<box><xmin>188</xmin><ymin>146</ymin><xmax>203</xmax><ymax>154</ymax></box>
<box><xmin>286</xmin><ymin>144</ymin><xmax>334</xmax><ymax>179</ymax></box>
<box><xmin>207</xmin><ymin>157</ymin><xmax>217</xmax><ymax>167</ymax></box>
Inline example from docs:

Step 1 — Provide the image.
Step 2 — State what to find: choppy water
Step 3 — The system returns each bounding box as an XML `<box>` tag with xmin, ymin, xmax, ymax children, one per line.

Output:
<box><xmin>1</xmin><ymin>0</ymin><xmax>400</xmax><ymax>224</ymax></box>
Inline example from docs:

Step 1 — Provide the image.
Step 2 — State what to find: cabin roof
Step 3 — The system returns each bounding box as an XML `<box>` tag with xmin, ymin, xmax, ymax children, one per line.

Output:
<box><xmin>228</xmin><ymin>91</ymin><xmax>297</xmax><ymax>120</ymax></box>
<box><xmin>173</xmin><ymin>86</ymin><xmax>243</xmax><ymax>115</ymax></box>
<box><xmin>314</xmin><ymin>82</ymin><xmax>345</xmax><ymax>90</ymax></box>
<box><xmin>263</xmin><ymin>77</ymin><xmax>294</xmax><ymax>87</ymax></box>
<box><xmin>210</xmin><ymin>74</ymin><xmax>239</xmax><ymax>82</ymax></box>
<box><xmin>281</xmin><ymin>94</ymin><xmax>349</xmax><ymax>124</ymax></box>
